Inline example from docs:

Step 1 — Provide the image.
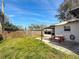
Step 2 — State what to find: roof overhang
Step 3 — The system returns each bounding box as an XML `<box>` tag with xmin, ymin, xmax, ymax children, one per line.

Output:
<box><xmin>55</xmin><ymin>19</ymin><xmax>79</xmax><ymax>26</ymax></box>
<box><xmin>55</xmin><ymin>21</ymin><xmax>68</xmax><ymax>26</ymax></box>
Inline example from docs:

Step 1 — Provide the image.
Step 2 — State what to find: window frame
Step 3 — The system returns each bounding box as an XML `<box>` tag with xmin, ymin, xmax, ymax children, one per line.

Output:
<box><xmin>64</xmin><ymin>26</ymin><xmax>71</xmax><ymax>31</ymax></box>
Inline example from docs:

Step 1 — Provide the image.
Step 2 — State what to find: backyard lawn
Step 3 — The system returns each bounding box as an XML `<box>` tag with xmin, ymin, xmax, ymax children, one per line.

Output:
<box><xmin>0</xmin><ymin>36</ymin><xmax>78</xmax><ymax>59</ymax></box>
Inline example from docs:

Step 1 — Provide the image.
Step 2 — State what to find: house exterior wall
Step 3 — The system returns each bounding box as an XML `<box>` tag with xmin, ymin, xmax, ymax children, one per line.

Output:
<box><xmin>55</xmin><ymin>25</ymin><xmax>64</xmax><ymax>36</ymax></box>
<box><xmin>55</xmin><ymin>21</ymin><xmax>79</xmax><ymax>42</ymax></box>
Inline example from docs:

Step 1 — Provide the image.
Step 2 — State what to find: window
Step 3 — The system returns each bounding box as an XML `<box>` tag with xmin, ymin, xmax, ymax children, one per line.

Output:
<box><xmin>44</xmin><ymin>31</ymin><xmax>51</xmax><ymax>34</ymax></box>
<box><xmin>64</xmin><ymin>26</ymin><xmax>71</xmax><ymax>31</ymax></box>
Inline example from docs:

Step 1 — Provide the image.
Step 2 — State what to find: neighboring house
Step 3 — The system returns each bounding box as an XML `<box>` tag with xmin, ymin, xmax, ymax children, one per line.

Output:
<box><xmin>43</xmin><ymin>26</ymin><xmax>55</xmax><ymax>38</ymax></box>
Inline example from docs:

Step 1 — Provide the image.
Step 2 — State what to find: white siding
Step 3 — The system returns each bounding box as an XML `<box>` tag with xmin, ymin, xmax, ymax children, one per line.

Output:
<box><xmin>55</xmin><ymin>26</ymin><xmax>64</xmax><ymax>36</ymax></box>
<box><xmin>69</xmin><ymin>22</ymin><xmax>79</xmax><ymax>42</ymax></box>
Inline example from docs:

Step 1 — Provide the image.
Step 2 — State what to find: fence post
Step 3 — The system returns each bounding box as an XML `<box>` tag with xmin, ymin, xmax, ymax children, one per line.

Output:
<box><xmin>41</xmin><ymin>29</ymin><xmax>43</xmax><ymax>41</ymax></box>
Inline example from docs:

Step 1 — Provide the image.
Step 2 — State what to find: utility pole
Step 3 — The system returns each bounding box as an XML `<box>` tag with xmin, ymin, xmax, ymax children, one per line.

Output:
<box><xmin>2</xmin><ymin>0</ymin><xmax>4</xmax><ymax>15</ymax></box>
<box><xmin>25</xmin><ymin>26</ymin><xmax>27</xmax><ymax>37</ymax></box>
<box><xmin>1</xmin><ymin>0</ymin><xmax>5</xmax><ymax>38</ymax></box>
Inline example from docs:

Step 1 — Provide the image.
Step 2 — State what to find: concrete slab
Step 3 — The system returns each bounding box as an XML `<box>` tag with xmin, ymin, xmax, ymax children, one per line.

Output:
<box><xmin>36</xmin><ymin>37</ymin><xmax>78</xmax><ymax>55</ymax></box>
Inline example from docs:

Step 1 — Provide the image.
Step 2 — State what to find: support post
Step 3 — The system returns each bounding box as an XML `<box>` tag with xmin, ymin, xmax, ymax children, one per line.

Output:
<box><xmin>41</xmin><ymin>29</ymin><xmax>43</xmax><ymax>41</ymax></box>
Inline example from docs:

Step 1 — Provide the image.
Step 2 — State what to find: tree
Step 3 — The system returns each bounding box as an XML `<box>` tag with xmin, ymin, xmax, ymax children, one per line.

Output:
<box><xmin>3</xmin><ymin>21</ymin><xmax>22</xmax><ymax>31</ymax></box>
<box><xmin>28</xmin><ymin>24</ymin><xmax>46</xmax><ymax>30</ymax></box>
<box><xmin>0</xmin><ymin>15</ymin><xmax>21</xmax><ymax>31</ymax></box>
<box><xmin>56</xmin><ymin>2</ymin><xmax>72</xmax><ymax>21</ymax></box>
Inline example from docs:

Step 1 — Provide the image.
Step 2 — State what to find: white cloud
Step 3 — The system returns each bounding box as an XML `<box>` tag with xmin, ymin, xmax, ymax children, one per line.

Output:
<box><xmin>4</xmin><ymin>0</ymin><xmax>63</xmax><ymax>24</ymax></box>
<box><xmin>5</xmin><ymin>3</ymin><xmax>45</xmax><ymax>18</ymax></box>
<box><xmin>8</xmin><ymin>15</ymin><xmax>15</xmax><ymax>17</ymax></box>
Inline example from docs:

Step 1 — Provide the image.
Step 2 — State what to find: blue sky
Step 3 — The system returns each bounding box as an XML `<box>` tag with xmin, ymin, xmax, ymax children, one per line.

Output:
<box><xmin>0</xmin><ymin>0</ymin><xmax>63</xmax><ymax>28</ymax></box>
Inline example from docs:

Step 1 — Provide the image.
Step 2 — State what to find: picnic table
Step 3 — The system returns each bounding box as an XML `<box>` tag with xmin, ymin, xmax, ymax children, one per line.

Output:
<box><xmin>55</xmin><ymin>35</ymin><xmax>65</xmax><ymax>43</ymax></box>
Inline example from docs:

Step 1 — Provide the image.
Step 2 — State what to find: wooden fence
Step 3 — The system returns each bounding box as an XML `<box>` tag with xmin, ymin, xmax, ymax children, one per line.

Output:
<box><xmin>3</xmin><ymin>30</ymin><xmax>41</xmax><ymax>39</ymax></box>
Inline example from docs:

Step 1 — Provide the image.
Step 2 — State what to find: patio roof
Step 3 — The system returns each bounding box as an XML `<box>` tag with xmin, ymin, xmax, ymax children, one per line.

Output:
<box><xmin>69</xmin><ymin>7</ymin><xmax>79</xmax><ymax>18</ymax></box>
<box><xmin>44</xmin><ymin>25</ymin><xmax>55</xmax><ymax>29</ymax></box>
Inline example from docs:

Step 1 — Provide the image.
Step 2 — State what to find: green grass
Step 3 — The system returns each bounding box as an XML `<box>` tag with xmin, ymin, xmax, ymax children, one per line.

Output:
<box><xmin>0</xmin><ymin>37</ymin><xmax>78</xmax><ymax>59</ymax></box>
